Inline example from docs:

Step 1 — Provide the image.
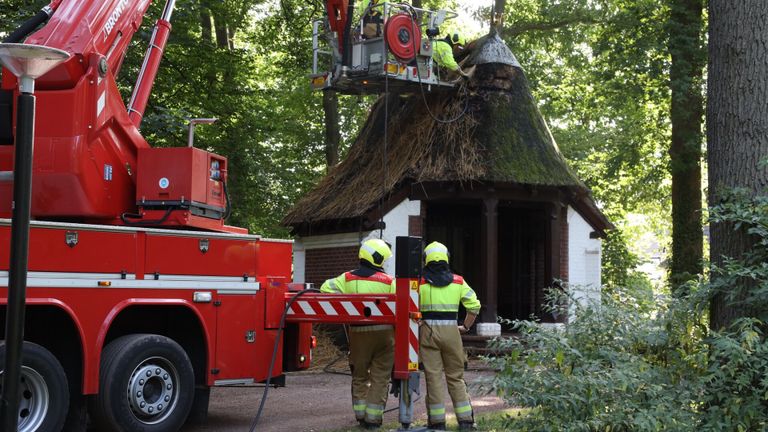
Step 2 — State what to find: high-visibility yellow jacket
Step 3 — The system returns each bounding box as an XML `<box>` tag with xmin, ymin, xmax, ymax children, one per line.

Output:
<box><xmin>419</xmin><ymin>274</ymin><xmax>481</xmax><ymax>316</ymax></box>
<box><xmin>433</xmin><ymin>40</ymin><xmax>459</xmax><ymax>71</ymax></box>
<box><xmin>321</xmin><ymin>270</ymin><xmax>395</xmax><ymax>294</ymax></box>
<box><xmin>356</xmin><ymin>0</ymin><xmax>381</xmax><ymax>16</ymax></box>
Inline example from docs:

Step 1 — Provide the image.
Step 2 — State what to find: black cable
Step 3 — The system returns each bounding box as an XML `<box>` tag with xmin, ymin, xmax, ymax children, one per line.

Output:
<box><xmin>120</xmin><ymin>206</ymin><xmax>174</xmax><ymax>226</ymax></box>
<box><xmin>404</xmin><ymin>5</ymin><xmax>470</xmax><ymax>124</ymax></box>
<box><xmin>341</xmin><ymin>3</ymin><xmax>355</xmax><ymax>67</ymax></box>
<box><xmin>3</xmin><ymin>7</ymin><xmax>52</xmax><ymax>44</ymax></box>
<box><xmin>322</xmin><ymin>351</ymin><xmax>352</xmax><ymax>376</ymax></box>
<box><xmin>379</xmin><ymin>17</ymin><xmax>390</xmax><ymax>240</ymax></box>
<box><xmin>249</xmin><ymin>288</ymin><xmax>321</xmax><ymax>432</ymax></box>
<box><xmin>222</xmin><ymin>181</ymin><xmax>232</xmax><ymax>220</ymax></box>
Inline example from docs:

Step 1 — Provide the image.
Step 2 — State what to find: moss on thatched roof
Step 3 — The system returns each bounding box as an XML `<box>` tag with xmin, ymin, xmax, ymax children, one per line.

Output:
<box><xmin>284</xmin><ymin>34</ymin><xmax>597</xmax><ymax>228</ymax></box>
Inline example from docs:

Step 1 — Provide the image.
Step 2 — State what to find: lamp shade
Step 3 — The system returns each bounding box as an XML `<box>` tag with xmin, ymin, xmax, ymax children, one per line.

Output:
<box><xmin>0</xmin><ymin>43</ymin><xmax>69</xmax><ymax>80</ymax></box>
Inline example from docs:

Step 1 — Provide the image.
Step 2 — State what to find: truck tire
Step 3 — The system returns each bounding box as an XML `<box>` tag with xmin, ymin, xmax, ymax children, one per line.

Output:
<box><xmin>0</xmin><ymin>341</ymin><xmax>69</xmax><ymax>432</ymax></box>
<box><xmin>93</xmin><ymin>334</ymin><xmax>194</xmax><ymax>432</ymax></box>
<box><xmin>185</xmin><ymin>386</ymin><xmax>210</xmax><ymax>424</ymax></box>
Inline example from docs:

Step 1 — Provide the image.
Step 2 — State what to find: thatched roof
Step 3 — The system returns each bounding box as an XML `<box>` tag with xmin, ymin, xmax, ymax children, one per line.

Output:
<box><xmin>284</xmin><ymin>33</ymin><xmax>609</xmax><ymax>233</ymax></box>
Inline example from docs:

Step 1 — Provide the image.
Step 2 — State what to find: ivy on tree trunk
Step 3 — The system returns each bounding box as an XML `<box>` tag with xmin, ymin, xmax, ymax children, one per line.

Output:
<box><xmin>668</xmin><ymin>0</ymin><xmax>705</xmax><ymax>293</ymax></box>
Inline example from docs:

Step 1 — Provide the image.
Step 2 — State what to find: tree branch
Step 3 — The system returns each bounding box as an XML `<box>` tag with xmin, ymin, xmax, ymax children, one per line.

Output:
<box><xmin>505</xmin><ymin>16</ymin><xmax>597</xmax><ymax>38</ymax></box>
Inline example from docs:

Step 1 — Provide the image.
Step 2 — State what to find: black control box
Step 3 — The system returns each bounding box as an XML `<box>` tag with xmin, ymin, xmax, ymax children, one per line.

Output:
<box><xmin>395</xmin><ymin>236</ymin><xmax>422</xmax><ymax>279</ymax></box>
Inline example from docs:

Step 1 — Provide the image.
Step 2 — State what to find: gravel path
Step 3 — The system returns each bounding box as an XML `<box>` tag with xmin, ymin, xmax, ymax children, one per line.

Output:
<box><xmin>182</xmin><ymin>368</ymin><xmax>504</xmax><ymax>432</ymax></box>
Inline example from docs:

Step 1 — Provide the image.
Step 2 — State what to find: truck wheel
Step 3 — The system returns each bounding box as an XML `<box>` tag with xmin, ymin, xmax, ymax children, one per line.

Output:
<box><xmin>0</xmin><ymin>341</ymin><xmax>69</xmax><ymax>432</ymax></box>
<box><xmin>93</xmin><ymin>334</ymin><xmax>194</xmax><ymax>432</ymax></box>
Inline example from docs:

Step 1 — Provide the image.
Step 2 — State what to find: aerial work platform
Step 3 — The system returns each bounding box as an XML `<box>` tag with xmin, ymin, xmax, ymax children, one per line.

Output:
<box><xmin>311</xmin><ymin>1</ymin><xmax>459</xmax><ymax>95</ymax></box>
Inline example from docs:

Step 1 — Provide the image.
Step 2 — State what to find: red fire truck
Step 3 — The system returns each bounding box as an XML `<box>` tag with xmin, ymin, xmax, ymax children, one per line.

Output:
<box><xmin>0</xmin><ymin>1</ymin><xmax>421</xmax><ymax>431</ymax></box>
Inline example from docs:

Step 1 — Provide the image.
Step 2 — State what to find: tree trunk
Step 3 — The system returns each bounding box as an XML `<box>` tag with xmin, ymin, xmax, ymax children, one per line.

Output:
<box><xmin>323</xmin><ymin>90</ymin><xmax>341</xmax><ymax>168</ymax></box>
<box><xmin>228</xmin><ymin>26</ymin><xmax>236</xmax><ymax>50</ymax></box>
<box><xmin>200</xmin><ymin>4</ymin><xmax>213</xmax><ymax>43</ymax></box>
<box><xmin>213</xmin><ymin>11</ymin><xmax>230</xmax><ymax>50</ymax></box>
<box><xmin>493</xmin><ymin>0</ymin><xmax>507</xmax><ymax>33</ymax></box>
<box><xmin>199</xmin><ymin>3</ymin><xmax>217</xmax><ymax>85</ymax></box>
<box><xmin>708</xmin><ymin>0</ymin><xmax>768</xmax><ymax>330</ymax></box>
<box><xmin>668</xmin><ymin>0</ymin><xmax>705</xmax><ymax>293</ymax></box>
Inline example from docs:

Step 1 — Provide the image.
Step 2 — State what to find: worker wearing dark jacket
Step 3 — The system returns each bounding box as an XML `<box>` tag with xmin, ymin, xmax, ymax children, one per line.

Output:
<box><xmin>419</xmin><ymin>241</ymin><xmax>481</xmax><ymax>431</ymax></box>
<box><xmin>321</xmin><ymin>238</ymin><xmax>395</xmax><ymax>429</ymax></box>
<box><xmin>357</xmin><ymin>0</ymin><xmax>382</xmax><ymax>39</ymax></box>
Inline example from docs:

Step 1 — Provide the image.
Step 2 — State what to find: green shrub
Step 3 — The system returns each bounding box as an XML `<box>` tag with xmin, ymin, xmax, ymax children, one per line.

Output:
<box><xmin>487</xmin><ymin>190</ymin><xmax>768</xmax><ymax>431</ymax></box>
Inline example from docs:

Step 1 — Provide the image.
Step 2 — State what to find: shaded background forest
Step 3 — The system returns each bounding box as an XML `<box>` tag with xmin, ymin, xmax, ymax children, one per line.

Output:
<box><xmin>1</xmin><ymin>0</ymin><xmax>703</xmax><ymax>290</ymax></box>
<box><xmin>6</xmin><ymin>2</ymin><xmax>768</xmax><ymax>429</ymax></box>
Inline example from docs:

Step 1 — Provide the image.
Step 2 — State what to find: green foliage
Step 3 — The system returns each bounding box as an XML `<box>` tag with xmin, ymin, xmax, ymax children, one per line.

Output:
<box><xmin>601</xmin><ymin>228</ymin><xmax>641</xmax><ymax>290</ymax></box>
<box><xmin>118</xmin><ymin>0</ymin><xmax>330</xmax><ymax>237</ymax></box>
<box><xmin>0</xmin><ymin>1</ymin><xmax>39</xmax><ymax>37</ymax></box>
<box><xmin>699</xmin><ymin>190</ymin><xmax>768</xmax><ymax>430</ymax></box>
<box><xmin>708</xmin><ymin>189</ymin><xmax>768</xmax><ymax>322</ymax></box>
<box><xmin>488</xmin><ymin>190</ymin><xmax>768</xmax><ymax>431</ymax></box>
<box><xmin>488</xmin><ymin>288</ymin><xmax>705</xmax><ymax>431</ymax></box>
<box><xmin>701</xmin><ymin>319</ymin><xmax>768</xmax><ymax>431</ymax></box>
<box><xmin>496</xmin><ymin>0</ymin><xmax>677</xmax><ymax>275</ymax></box>
<box><xmin>1</xmin><ymin>0</ymin><xmax>370</xmax><ymax>238</ymax></box>
<box><xmin>501</xmin><ymin>0</ymin><xmax>672</xmax><ymax>218</ymax></box>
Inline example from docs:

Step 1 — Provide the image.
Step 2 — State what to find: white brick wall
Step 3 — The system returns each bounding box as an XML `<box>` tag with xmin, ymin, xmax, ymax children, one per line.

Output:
<box><xmin>567</xmin><ymin>206</ymin><xmax>602</xmax><ymax>314</ymax></box>
<box><xmin>292</xmin><ymin>232</ymin><xmax>362</xmax><ymax>283</ymax></box>
<box><xmin>294</xmin><ymin>202</ymin><xmax>603</xmax><ymax>321</ymax></box>
<box><xmin>365</xmin><ymin>199</ymin><xmax>421</xmax><ymax>275</ymax></box>
<box><xmin>292</xmin><ymin>199</ymin><xmax>421</xmax><ymax>281</ymax></box>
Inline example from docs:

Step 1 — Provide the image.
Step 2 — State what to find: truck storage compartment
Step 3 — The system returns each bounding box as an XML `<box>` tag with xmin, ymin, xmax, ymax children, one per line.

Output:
<box><xmin>137</xmin><ymin>147</ymin><xmax>228</xmax><ymax>219</ymax></box>
<box><xmin>0</xmin><ymin>222</ymin><xmax>139</xmax><ymax>274</ymax></box>
<box><xmin>144</xmin><ymin>232</ymin><xmax>258</xmax><ymax>277</ymax></box>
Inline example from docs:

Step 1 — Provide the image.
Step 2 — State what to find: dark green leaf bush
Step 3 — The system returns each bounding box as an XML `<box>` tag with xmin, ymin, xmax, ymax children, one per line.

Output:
<box><xmin>488</xmin><ymin>190</ymin><xmax>768</xmax><ymax>431</ymax></box>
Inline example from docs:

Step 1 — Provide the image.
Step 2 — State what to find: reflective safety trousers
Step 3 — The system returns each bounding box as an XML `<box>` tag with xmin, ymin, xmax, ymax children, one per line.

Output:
<box><xmin>350</xmin><ymin>327</ymin><xmax>394</xmax><ymax>425</ymax></box>
<box><xmin>321</xmin><ymin>269</ymin><xmax>395</xmax><ymax>424</ymax></box>
<box><xmin>420</xmin><ymin>323</ymin><xmax>473</xmax><ymax>424</ymax></box>
<box><xmin>320</xmin><ymin>271</ymin><xmax>395</xmax><ymax>294</ymax></box>
<box><xmin>419</xmin><ymin>275</ymin><xmax>481</xmax><ymax>315</ymax></box>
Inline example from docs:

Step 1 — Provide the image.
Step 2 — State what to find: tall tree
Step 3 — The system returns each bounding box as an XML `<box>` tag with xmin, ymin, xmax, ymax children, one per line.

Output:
<box><xmin>667</xmin><ymin>0</ymin><xmax>705</xmax><ymax>292</ymax></box>
<box><xmin>493</xmin><ymin>0</ymin><xmax>506</xmax><ymax>31</ymax></box>
<box><xmin>708</xmin><ymin>0</ymin><xmax>768</xmax><ymax>330</ymax></box>
<box><xmin>500</xmin><ymin>0</ymin><xmax>671</xmax><ymax>287</ymax></box>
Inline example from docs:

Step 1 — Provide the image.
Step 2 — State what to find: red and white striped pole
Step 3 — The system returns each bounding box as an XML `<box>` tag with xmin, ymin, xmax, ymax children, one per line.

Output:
<box><xmin>394</xmin><ymin>236</ymin><xmax>423</xmax><ymax>428</ymax></box>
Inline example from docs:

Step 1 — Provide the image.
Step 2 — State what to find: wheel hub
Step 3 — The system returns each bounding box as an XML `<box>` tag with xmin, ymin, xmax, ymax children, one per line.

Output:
<box><xmin>0</xmin><ymin>366</ymin><xmax>50</xmax><ymax>432</ymax></box>
<box><xmin>127</xmin><ymin>358</ymin><xmax>178</xmax><ymax>424</ymax></box>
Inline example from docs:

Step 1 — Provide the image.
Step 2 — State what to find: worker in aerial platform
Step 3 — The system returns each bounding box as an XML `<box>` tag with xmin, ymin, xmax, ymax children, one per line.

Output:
<box><xmin>419</xmin><ymin>241</ymin><xmax>481</xmax><ymax>431</ymax></box>
<box><xmin>358</xmin><ymin>0</ymin><xmax>383</xmax><ymax>39</ymax></box>
<box><xmin>320</xmin><ymin>238</ymin><xmax>396</xmax><ymax>429</ymax></box>
<box><xmin>433</xmin><ymin>32</ymin><xmax>474</xmax><ymax>80</ymax></box>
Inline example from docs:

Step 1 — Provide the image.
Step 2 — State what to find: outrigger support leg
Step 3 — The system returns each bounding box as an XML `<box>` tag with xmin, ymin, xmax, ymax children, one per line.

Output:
<box><xmin>393</xmin><ymin>236</ymin><xmax>424</xmax><ymax>431</ymax></box>
<box><xmin>397</xmin><ymin>372</ymin><xmax>421</xmax><ymax>430</ymax></box>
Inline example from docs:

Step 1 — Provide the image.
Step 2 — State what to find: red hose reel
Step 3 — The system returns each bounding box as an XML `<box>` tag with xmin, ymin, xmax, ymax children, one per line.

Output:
<box><xmin>385</xmin><ymin>13</ymin><xmax>421</xmax><ymax>63</ymax></box>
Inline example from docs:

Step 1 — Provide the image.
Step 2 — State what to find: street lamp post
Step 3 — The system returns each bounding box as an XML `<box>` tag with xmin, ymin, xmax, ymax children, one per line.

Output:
<box><xmin>0</xmin><ymin>43</ymin><xmax>69</xmax><ymax>432</ymax></box>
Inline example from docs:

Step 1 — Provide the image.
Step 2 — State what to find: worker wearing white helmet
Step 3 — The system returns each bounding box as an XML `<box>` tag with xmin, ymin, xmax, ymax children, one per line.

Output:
<box><xmin>419</xmin><ymin>241</ymin><xmax>481</xmax><ymax>431</ymax></box>
<box><xmin>321</xmin><ymin>238</ymin><xmax>395</xmax><ymax>429</ymax></box>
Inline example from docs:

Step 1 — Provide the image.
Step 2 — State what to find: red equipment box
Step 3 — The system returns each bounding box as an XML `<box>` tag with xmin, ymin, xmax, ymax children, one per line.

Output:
<box><xmin>137</xmin><ymin>147</ymin><xmax>227</xmax><ymax>215</ymax></box>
